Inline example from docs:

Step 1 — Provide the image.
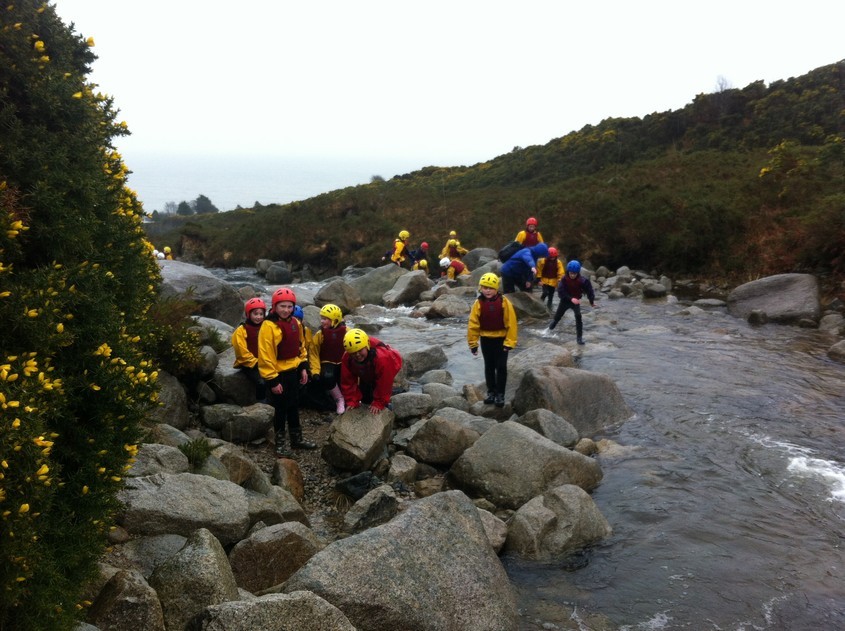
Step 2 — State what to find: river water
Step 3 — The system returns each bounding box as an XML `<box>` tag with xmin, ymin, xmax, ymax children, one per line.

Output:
<box><xmin>213</xmin><ymin>268</ymin><xmax>845</xmax><ymax>630</ymax></box>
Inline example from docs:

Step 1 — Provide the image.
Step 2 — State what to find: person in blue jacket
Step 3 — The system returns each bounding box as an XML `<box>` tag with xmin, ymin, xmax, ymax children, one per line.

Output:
<box><xmin>548</xmin><ymin>260</ymin><xmax>598</xmax><ymax>345</ymax></box>
<box><xmin>500</xmin><ymin>242</ymin><xmax>549</xmax><ymax>294</ymax></box>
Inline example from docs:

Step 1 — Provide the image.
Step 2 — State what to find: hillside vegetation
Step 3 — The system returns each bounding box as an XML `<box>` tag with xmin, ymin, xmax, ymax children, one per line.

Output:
<box><xmin>148</xmin><ymin>61</ymin><xmax>844</xmax><ymax>290</ymax></box>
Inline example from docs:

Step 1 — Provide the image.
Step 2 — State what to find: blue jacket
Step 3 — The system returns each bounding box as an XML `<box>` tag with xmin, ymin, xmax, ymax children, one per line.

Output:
<box><xmin>500</xmin><ymin>243</ymin><xmax>549</xmax><ymax>279</ymax></box>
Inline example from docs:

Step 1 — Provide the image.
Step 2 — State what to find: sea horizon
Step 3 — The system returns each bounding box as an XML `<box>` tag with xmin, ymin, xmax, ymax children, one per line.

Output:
<box><xmin>123</xmin><ymin>152</ymin><xmax>448</xmax><ymax>214</ymax></box>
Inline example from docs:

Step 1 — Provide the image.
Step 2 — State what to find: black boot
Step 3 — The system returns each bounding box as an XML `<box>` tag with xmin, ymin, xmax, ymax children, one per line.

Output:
<box><xmin>484</xmin><ymin>391</ymin><xmax>495</xmax><ymax>404</ymax></box>
<box><xmin>290</xmin><ymin>430</ymin><xmax>316</xmax><ymax>450</ymax></box>
<box><xmin>274</xmin><ymin>436</ymin><xmax>292</xmax><ymax>458</ymax></box>
<box><xmin>494</xmin><ymin>393</ymin><xmax>505</xmax><ymax>408</ymax></box>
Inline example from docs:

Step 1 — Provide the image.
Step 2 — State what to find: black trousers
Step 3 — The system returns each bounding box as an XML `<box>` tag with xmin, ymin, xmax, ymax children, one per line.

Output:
<box><xmin>270</xmin><ymin>368</ymin><xmax>302</xmax><ymax>435</ymax></box>
<box><xmin>480</xmin><ymin>336</ymin><xmax>509</xmax><ymax>396</ymax></box>
<box><xmin>238</xmin><ymin>365</ymin><xmax>266</xmax><ymax>401</ymax></box>
<box><xmin>553</xmin><ymin>300</ymin><xmax>583</xmax><ymax>337</ymax></box>
<box><xmin>540</xmin><ymin>284</ymin><xmax>555</xmax><ymax>309</ymax></box>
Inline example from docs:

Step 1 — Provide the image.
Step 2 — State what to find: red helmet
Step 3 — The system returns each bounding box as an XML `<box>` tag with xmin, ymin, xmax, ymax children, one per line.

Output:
<box><xmin>244</xmin><ymin>297</ymin><xmax>266</xmax><ymax>317</ymax></box>
<box><xmin>548</xmin><ymin>247</ymin><xmax>558</xmax><ymax>258</ymax></box>
<box><xmin>421</xmin><ymin>242</ymin><xmax>429</xmax><ymax>250</ymax></box>
<box><xmin>526</xmin><ymin>217</ymin><xmax>538</xmax><ymax>227</ymax></box>
<box><xmin>271</xmin><ymin>287</ymin><xmax>296</xmax><ymax>309</ymax></box>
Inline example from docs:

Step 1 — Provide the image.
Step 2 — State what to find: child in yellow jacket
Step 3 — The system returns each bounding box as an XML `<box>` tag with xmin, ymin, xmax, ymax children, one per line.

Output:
<box><xmin>258</xmin><ymin>287</ymin><xmax>316</xmax><ymax>457</ymax></box>
<box><xmin>231</xmin><ymin>297</ymin><xmax>267</xmax><ymax>402</ymax></box>
<box><xmin>467</xmin><ymin>273</ymin><xmax>518</xmax><ymax>408</ymax></box>
<box><xmin>535</xmin><ymin>247</ymin><xmax>564</xmax><ymax>310</ymax></box>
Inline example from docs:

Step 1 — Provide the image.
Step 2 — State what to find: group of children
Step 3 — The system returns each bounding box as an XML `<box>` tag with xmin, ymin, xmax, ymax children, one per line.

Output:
<box><xmin>231</xmin><ymin>289</ymin><xmax>403</xmax><ymax>458</ymax></box>
<box><xmin>232</xmin><ymin>217</ymin><xmax>596</xmax><ymax>458</ymax></box>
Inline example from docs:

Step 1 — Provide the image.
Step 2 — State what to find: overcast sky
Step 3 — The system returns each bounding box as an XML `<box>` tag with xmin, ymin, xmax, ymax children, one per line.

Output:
<box><xmin>55</xmin><ymin>0</ymin><xmax>843</xmax><ymax>168</ymax></box>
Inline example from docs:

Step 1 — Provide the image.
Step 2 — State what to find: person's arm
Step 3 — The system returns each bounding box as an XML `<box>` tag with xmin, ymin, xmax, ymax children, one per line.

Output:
<box><xmin>339</xmin><ymin>356</ymin><xmax>361</xmax><ymax>408</ymax></box>
<box><xmin>370</xmin><ymin>351</ymin><xmax>396</xmax><ymax>411</ymax></box>
<box><xmin>231</xmin><ymin>326</ymin><xmax>256</xmax><ymax>367</ymax></box>
<box><xmin>467</xmin><ymin>300</ymin><xmax>481</xmax><ymax>354</ymax></box>
<box><xmin>257</xmin><ymin>324</ymin><xmax>281</xmax><ymax>389</ymax></box>
<box><xmin>503</xmin><ymin>299</ymin><xmax>518</xmax><ymax>350</ymax></box>
<box><xmin>583</xmin><ymin>278</ymin><xmax>597</xmax><ymax>306</ymax></box>
<box><xmin>308</xmin><ymin>330</ymin><xmax>323</xmax><ymax>376</ymax></box>
<box><xmin>514</xmin><ymin>230</ymin><xmax>526</xmax><ymax>244</ymax></box>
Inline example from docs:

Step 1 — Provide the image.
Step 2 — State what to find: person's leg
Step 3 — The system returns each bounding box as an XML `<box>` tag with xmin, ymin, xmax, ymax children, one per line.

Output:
<box><xmin>550</xmin><ymin>301</ymin><xmax>569</xmax><ymax>329</ymax></box>
<box><xmin>323</xmin><ymin>363</ymin><xmax>345</xmax><ymax>414</ymax></box>
<box><xmin>502</xmin><ymin>275</ymin><xmax>516</xmax><ymax>294</ymax></box>
<box><xmin>573</xmin><ymin>303</ymin><xmax>584</xmax><ymax>343</ymax></box>
<box><xmin>492</xmin><ymin>338</ymin><xmax>508</xmax><ymax>407</ymax></box>
<box><xmin>280</xmin><ymin>369</ymin><xmax>315</xmax><ymax>450</ymax></box>
<box><xmin>480</xmin><ymin>337</ymin><xmax>498</xmax><ymax>403</ymax></box>
<box><xmin>240</xmin><ymin>366</ymin><xmax>266</xmax><ymax>402</ymax></box>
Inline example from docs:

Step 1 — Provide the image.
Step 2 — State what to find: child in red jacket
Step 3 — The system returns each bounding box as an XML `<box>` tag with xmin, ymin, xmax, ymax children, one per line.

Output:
<box><xmin>340</xmin><ymin>329</ymin><xmax>402</xmax><ymax>415</ymax></box>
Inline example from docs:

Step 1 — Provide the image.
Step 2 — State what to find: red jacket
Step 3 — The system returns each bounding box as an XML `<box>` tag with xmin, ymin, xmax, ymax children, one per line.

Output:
<box><xmin>340</xmin><ymin>336</ymin><xmax>403</xmax><ymax>410</ymax></box>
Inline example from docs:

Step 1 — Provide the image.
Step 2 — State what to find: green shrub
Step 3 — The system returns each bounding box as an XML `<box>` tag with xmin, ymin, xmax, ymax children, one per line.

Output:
<box><xmin>0</xmin><ymin>3</ymin><xmax>161</xmax><ymax>628</ymax></box>
<box><xmin>178</xmin><ymin>437</ymin><xmax>214</xmax><ymax>469</ymax></box>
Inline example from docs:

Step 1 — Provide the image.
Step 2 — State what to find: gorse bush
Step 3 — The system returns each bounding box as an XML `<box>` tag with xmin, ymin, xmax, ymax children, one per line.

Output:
<box><xmin>0</xmin><ymin>3</ymin><xmax>162</xmax><ymax>629</ymax></box>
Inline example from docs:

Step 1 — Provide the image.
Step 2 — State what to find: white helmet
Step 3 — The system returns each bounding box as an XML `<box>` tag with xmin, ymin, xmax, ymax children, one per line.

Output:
<box><xmin>439</xmin><ymin>257</ymin><xmax>451</xmax><ymax>268</ymax></box>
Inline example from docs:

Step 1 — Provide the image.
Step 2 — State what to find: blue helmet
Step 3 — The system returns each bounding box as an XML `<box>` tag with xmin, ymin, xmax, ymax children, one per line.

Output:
<box><xmin>293</xmin><ymin>305</ymin><xmax>304</xmax><ymax>320</ymax></box>
<box><xmin>566</xmin><ymin>260</ymin><xmax>581</xmax><ymax>274</ymax></box>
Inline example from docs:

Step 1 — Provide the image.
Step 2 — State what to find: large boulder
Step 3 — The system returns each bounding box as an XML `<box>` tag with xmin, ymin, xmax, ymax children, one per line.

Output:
<box><xmin>87</xmin><ymin>569</ymin><xmax>165</xmax><ymax>631</ymax></box>
<box><xmin>281</xmin><ymin>491</ymin><xmax>518</xmax><ymax>630</ymax></box>
<box><xmin>507</xmin><ymin>291</ymin><xmax>551</xmax><ymax>318</ymax></box>
<box><xmin>192</xmin><ymin>592</ymin><xmax>356</xmax><ymax>630</ymax></box>
<box><xmin>148</xmin><ymin>370</ymin><xmax>190</xmax><ymax>430</ymax></box>
<box><xmin>349</xmin><ymin>264</ymin><xmax>408</xmax><ymax>306</ymax></box>
<box><xmin>505</xmin><ymin>484</ymin><xmax>612</xmax><ymax>559</ymax></box>
<box><xmin>158</xmin><ymin>260</ymin><xmax>243</xmax><ymax>326</ymax></box>
<box><xmin>321</xmin><ymin>407</ymin><xmax>394</xmax><ymax>472</ymax></box>
<box><xmin>213</xmin><ymin>347</ymin><xmax>259</xmax><ymax>406</ymax></box>
<box><xmin>117</xmin><ymin>473</ymin><xmax>251</xmax><ymax>546</ymax></box>
<box><xmin>512</xmin><ymin>366</ymin><xmax>634</xmax><ymax>437</ymax></box>
<box><xmin>447</xmin><ymin>421</ymin><xmax>603</xmax><ymax>509</ymax></box>
<box><xmin>727</xmin><ymin>273</ymin><xmax>821</xmax><ymax>324</ymax></box>
<box><xmin>313</xmin><ymin>278</ymin><xmax>363</xmax><ymax>312</ymax></box>
<box><xmin>426</xmin><ymin>293</ymin><xmax>472</xmax><ymax>318</ymax></box>
<box><xmin>148</xmin><ymin>528</ymin><xmax>240</xmax><ymax>631</ymax></box>
<box><xmin>228</xmin><ymin>522</ymin><xmax>324</xmax><ymax>593</ymax></box>
<box><xmin>383</xmin><ymin>270</ymin><xmax>432</xmax><ymax>307</ymax></box>
<box><xmin>405</xmin><ymin>416</ymin><xmax>481</xmax><ymax>466</ymax></box>
<box><xmin>402</xmin><ymin>344</ymin><xmax>448</xmax><ymax>378</ymax></box>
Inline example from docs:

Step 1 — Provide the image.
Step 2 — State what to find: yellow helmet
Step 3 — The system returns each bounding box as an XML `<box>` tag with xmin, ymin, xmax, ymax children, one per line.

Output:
<box><xmin>398</xmin><ymin>230</ymin><xmax>410</xmax><ymax>240</ymax></box>
<box><xmin>479</xmin><ymin>273</ymin><xmax>500</xmax><ymax>290</ymax></box>
<box><xmin>447</xmin><ymin>239</ymin><xmax>457</xmax><ymax>247</ymax></box>
<box><xmin>343</xmin><ymin>328</ymin><xmax>370</xmax><ymax>353</ymax></box>
<box><xmin>163</xmin><ymin>246</ymin><xmax>171</xmax><ymax>253</ymax></box>
<box><xmin>418</xmin><ymin>259</ymin><xmax>428</xmax><ymax>269</ymax></box>
<box><xmin>449</xmin><ymin>230</ymin><xmax>457</xmax><ymax>237</ymax></box>
<box><xmin>319</xmin><ymin>303</ymin><xmax>343</xmax><ymax>327</ymax></box>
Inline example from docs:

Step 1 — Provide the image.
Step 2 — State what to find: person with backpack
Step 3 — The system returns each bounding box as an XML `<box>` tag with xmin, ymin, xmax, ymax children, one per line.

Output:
<box><xmin>231</xmin><ymin>297</ymin><xmax>267</xmax><ymax>402</ymax></box>
<box><xmin>340</xmin><ymin>329</ymin><xmax>403</xmax><ymax>414</ymax></box>
<box><xmin>515</xmin><ymin>217</ymin><xmax>544</xmax><ymax>247</ymax></box>
<box><xmin>536</xmin><ymin>247</ymin><xmax>564</xmax><ymax>310</ymax></box>
<box><xmin>467</xmin><ymin>272</ymin><xmax>518</xmax><ymax>408</ymax></box>
<box><xmin>309</xmin><ymin>304</ymin><xmax>348</xmax><ymax>414</ymax></box>
<box><xmin>389</xmin><ymin>230</ymin><xmax>411</xmax><ymax>267</ymax></box>
<box><xmin>258</xmin><ymin>287</ymin><xmax>317</xmax><ymax>457</ymax></box>
<box><xmin>548</xmin><ymin>260</ymin><xmax>598</xmax><ymax>345</ymax></box>
<box><xmin>500</xmin><ymin>242</ymin><xmax>549</xmax><ymax>294</ymax></box>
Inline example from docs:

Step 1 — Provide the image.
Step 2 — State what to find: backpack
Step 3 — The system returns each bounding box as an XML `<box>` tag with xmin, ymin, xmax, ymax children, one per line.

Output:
<box><xmin>498</xmin><ymin>240</ymin><xmax>522</xmax><ymax>263</ymax></box>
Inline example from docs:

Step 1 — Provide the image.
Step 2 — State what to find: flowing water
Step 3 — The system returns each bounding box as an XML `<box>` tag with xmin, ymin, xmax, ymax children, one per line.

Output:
<box><xmin>214</xmin><ymin>268</ymin><xmax>845</xmax><ymax>630</ymax></box>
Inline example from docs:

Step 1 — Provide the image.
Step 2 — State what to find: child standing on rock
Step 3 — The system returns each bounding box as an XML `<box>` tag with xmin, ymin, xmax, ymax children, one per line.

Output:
<box><xmin>549</xmin><ymin>260</ymin><xmax>598</xmax><ymax>345</ymax></box>
<box><xmin>536</xmin><ymin>247</ymin><xmax>564</xmax><ymax>310</ymax></box>
<box><xmin>467</xmin><ymin>273</ymin><xmax>518</xmax><ymax>408</ymax></box>
<box><xmin>231</xmin><ymin>297</ymin><xmax>267</xmax><ymax>402</ymax></box>
<box><xmin>309</xmin><ymin>304</ymin><xmax>348</xmax><ymax>414</ymax></box>
<box><xmin>258</xmin><ymin>287</ymin><xmax>317</xmax><ymax>457</ymax></box>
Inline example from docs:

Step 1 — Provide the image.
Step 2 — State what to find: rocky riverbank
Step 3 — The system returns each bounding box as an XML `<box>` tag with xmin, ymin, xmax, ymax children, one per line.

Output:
<box><xmin>80</xmin><ymin>254</ymin><xmax>845</xmax><ymax>630</ymax></box>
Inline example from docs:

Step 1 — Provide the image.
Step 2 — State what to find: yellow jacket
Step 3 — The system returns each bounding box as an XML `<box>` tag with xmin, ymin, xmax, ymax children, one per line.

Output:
<box><xmin>439</xmin><ymin>240</ymin><xmax>469</xmax><ymax>260</ymax></box>
<box><xmin>515</xmin><ymin>229</ymin><xmax>544</xmax><ymax>244</ymax></box>
<box><xmin>467</xmin><ymin>294</ymin><xmax>518</xmax><ymax>350</ymax></box>
<box><xmin>391</xmin><ymin>238</ymin><xmax>409</xmax><ymax>264</ymax></box>
<box><xmin>257</xmin><ymin>317</ymin><xmax>308</xmax><ymax>382</ymax></box>
<box><xmin>535</xmin><ymin>257</ymin><xmax>564</xmax><ymax>287</ymax></box>
<box><xmin>231</xmin><ymin>323</ymin><xmax>260</xmax><ymax>368</ymax></box>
